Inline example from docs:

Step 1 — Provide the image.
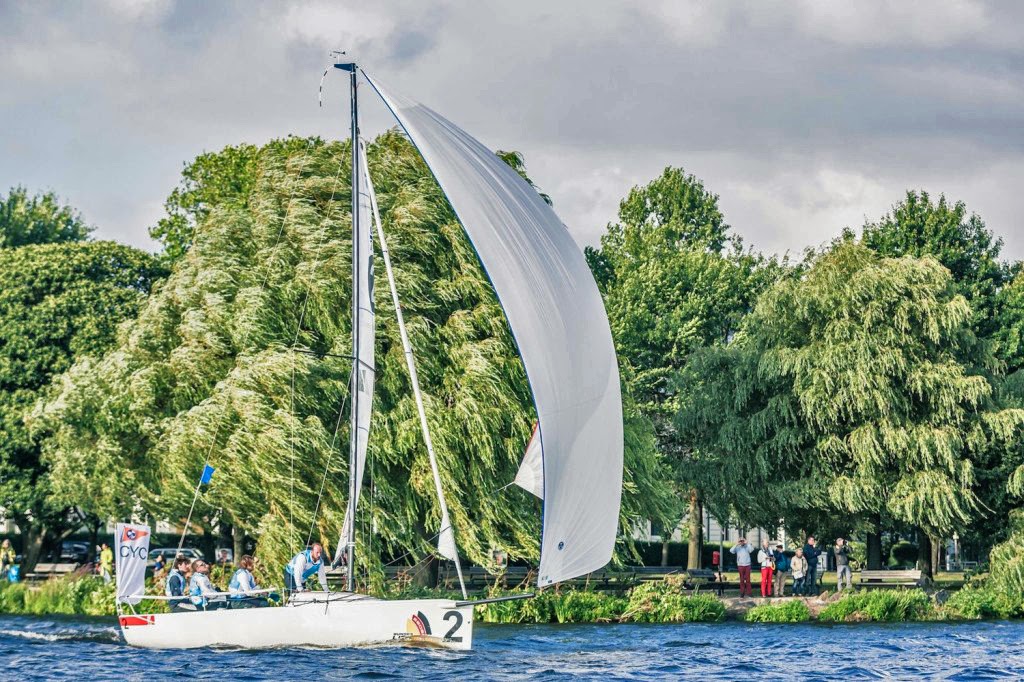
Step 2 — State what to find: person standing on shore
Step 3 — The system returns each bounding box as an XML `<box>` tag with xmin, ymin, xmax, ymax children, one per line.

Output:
<box><xmin>757</xmin><ymin>540</ymin><xmax>775</xmax><ymax>597</ymax></box>
<box><xmin>98</xmin><ymin>543</ymin><xmax>113</xmax><ymax>584</ymax></box>
<box><xmin>730</xmin><ymin>538</ymin><xmax>753</xmax><ymax>598</ymax></box>
<box><xmin>791</xmin><ymin>548</ymin><xmax>809</xmax><ymax>595</ymax></box>
<box><xmin>834</xmin><ymin>538</ymin><xmax>853</xmax><ymax>591</ymax></box>
<box><xmin>773</xmin><ymin>543</ymin><xmax>789</xmax><ymax>597</ymax></box>
<box><xmin>0</xmin><ymin>540</ymin><xmax>15</xmax><ymax>580</ymax></box>
<box><xmin>802</xmin><ymin>536</ymin><xmax>822</xmax><ymax>595</ymax></box>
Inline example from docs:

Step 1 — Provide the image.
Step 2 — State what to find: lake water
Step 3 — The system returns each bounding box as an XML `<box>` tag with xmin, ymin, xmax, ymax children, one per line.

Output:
<box><xmin>2</xmin><ymin>614</ymin><xmax>1022</xmax><ymax>680</ymax></box>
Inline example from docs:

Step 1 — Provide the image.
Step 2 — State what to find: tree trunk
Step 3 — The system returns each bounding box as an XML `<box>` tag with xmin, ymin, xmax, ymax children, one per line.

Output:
<box><xmin>931</xmin><ymin>536</ymin><xmax>942</xmax><ymax>576</ymax></box>
<box><xmin>20</xmin><ymin>523</ymin><xmax>48</xmax><ymax>574</ymax></box>
<box><xmin>410</xmin><ymin>556</ymin><xmax>439</xmax><ymax>588</ymax></box>
<box><xmin>660</xmin><ymin>537</ymin><xmax>670</xmax><ymax>567</ymax></box>
<box><xmin>917</xmin><ymin>531</ymin><xmax>933</xmax><ymax>582</ymax></box>
<box><xmin>87</xmin><ymin>517</ymin><xmax>102</xmax><ymax>563</ymax></box>
<box><xmin>199</xmin><ymin>524</ymin><xmax>216</xmax><ymax>563</ymax></box>
<box><xmin>686</xmin><ymin>489</ymin><xmax>702</xmax><ymax>570</ymax></box>
<box><xmin>866</xmin><ymin>516</ymin><xmax>883</xmax><ymax>570</ymax></box>
<box><xmin>232</xmin><ymin>525</ymin><xmax>246</xmax><ymax>562</ymax></box>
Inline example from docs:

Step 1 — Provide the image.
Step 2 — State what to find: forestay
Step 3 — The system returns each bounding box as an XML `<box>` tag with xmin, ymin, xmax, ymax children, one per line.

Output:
<box><xmin>363</xmin><ymin>72</ymin><xmax>623</xmax><ymax>587</ymax></box>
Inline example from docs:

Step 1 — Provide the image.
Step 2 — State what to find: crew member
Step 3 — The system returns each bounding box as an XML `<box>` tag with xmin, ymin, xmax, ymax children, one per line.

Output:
<box><xmin>188</xmin><ymin>559</ymin><xmax>224</xmax><ymax>610</ymax></box>
<box><xmin>284</xmin><ymin>543</ymin><xmax>329</xmax><ymax>594</ymax></box>
<box><xmin>229</xmin><ymin>554</ymin><xmax>267</xmax><ymax>608</ymax></box>
<box><xmin>165</xmin><ymin>555</ymin><xmax>192</xmax><ymax>611</ymax></box>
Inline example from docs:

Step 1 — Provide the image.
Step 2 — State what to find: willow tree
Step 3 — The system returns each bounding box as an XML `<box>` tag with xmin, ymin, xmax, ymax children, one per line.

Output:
<box><xmin>37</xmin><ymin>133</ymin><xmax>672</xmax><ymax>576</ymax></box>
<box><xmin>676</xmin><ymin>241</ymin><xmax>1024</xmax><ymax>578</ymax></box>
<box><xmin>586</xmin><ymin>167</ymin><xmax>779</xmax><ymax>568</ymax></box>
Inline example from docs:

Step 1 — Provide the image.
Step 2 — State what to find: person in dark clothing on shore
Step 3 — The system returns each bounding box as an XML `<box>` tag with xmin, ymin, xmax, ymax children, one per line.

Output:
<box><xmin>802</xmin><ymin>536</ymin><xmax>822</xmax><ymax>595</ymax></box>
<box><xmin>834</xmin><ymin>538</ymin><xmax>852</xmax><ymax>591</ymax></box>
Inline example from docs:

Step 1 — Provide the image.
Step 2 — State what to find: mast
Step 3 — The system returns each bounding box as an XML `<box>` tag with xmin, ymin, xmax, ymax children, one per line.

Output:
<box><xmin>337</xmin><ymin>58</ymin><xmax>360</xmax><ymax>592</ymax></box>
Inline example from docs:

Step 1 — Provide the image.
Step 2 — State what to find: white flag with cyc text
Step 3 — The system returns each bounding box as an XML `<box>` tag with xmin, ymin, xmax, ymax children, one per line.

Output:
<box><xmin>115</xmin><ymin>523</ymin><xmax>151</xmax><ymax>605</ymax></box>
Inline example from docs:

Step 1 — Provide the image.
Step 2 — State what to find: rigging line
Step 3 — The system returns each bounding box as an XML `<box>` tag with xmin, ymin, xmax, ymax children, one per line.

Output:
<box><xmin>175</xmin><ymin>135</ymin><xmax>322</xmax><ymax>556</ymax></box>
<box><xmin>284</xmin><ymin>132</ymin><xmax>349</xmax><ymax>555</ymax></box>
<box><xmin>375</xmin><ymin>477</ymin><xmax>526</xmax><ymax>570</ymax></box>
<box><xmin>304</xmin><ymin>362</ymin><xmax>355</xmax><ymax>549</ymax></box>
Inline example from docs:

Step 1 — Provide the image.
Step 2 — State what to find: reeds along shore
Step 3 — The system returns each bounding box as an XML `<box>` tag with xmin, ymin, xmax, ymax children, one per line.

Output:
<box><xmin>1</xmin><ymin>574</ymin><xmax>1019</xmax><ymax>623</ymax></box>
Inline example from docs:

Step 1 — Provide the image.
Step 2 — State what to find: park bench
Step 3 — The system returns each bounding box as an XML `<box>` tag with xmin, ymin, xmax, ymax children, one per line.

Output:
<box><xmin>23</xmin><ymin>562</ymin><xmax>79</xmax><ymax>582</ymax></box>
<box><xmin>858</xmin><ymin>569</ymin><xmax>923</xmax><ymax>587</ymax></box>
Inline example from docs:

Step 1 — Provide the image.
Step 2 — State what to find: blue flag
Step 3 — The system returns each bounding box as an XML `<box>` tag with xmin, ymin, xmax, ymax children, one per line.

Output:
<box><xmin>200</xmin><ymin>464</ymin><xmax>215</xmax><ymax>485</ymax></box>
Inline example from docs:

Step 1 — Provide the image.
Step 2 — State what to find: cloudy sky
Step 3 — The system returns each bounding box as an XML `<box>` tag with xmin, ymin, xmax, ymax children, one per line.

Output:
<box><xmin>2</xmin><ymin>0</ymin><xmax>1023</xmax><ymax>260</ymax></box>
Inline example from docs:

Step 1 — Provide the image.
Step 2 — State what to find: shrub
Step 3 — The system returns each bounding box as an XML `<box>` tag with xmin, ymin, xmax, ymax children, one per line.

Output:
<box><xmin>820</xmin><ymin>589</ymin><xmax>933</xmax><ymax>622</ymax></box>
<box><xmin>745</xmin><ymin>599</ymin><xmax>811</xmax><ymax>623</ymax></box>
<box><xmin>622</xmin><ymin>577</ymin><xmax>724</xmax><ymax>623</ymax></box>
<box><xmin>0</xmin><ymin>576</ymin><xmax>120</xmax><ymax>617</ymax></box>
<box><xmin>889</xmin><ymin>542</ymin><xmax>918</xmax><ymax>568</ymax></box>
<box><xmin>553</xmin><ymin>590</ymin><xmax>627</xmax><ymax>623</ymax></box>
<box><xmin>474</xmin><ymin>589</ymin><xmax>627</xmax><ymax>624</ymax></box>
<box><xmin>943</xmin><ymin>586</ymin><xmax>1022</xmax><ymax>620</ymax></box>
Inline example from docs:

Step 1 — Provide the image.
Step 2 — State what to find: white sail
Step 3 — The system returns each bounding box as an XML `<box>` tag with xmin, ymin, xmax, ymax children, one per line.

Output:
<box><xmin>514</xmin><ymin>424</ymin><xmax>543</xmax><ymax>499</ymax></box>
<box><xmin>339</xmin><ymin>136</ymin><xmax>376</xmax><ymax>551</ymax></box>
<box><xmin>364</xmin><ymin>73</ymin><xmax>623</xmax><ymax>587</ymax></box>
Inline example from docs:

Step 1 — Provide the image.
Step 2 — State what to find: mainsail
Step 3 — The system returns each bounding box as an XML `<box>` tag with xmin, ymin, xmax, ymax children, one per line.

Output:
<box><xmin>339</xmin><ymin>131</ymin><xmax>376</xmax><ymax>556</ymax></box>
<box><xmin>364</xmin><ymin>72</ymin><xmax>624</xmax><ymax>587</ymax></box>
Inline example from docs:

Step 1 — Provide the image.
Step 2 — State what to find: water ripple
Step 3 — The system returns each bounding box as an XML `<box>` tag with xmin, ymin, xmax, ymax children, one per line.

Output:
<box><xmin>0</xmin><ymin>615</ymin><xmax>1022</xmax><ymax>680</ymax></box>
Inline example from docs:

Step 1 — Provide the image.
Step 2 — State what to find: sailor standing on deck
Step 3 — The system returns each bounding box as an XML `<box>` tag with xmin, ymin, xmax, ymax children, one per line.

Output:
<box><xmin>284</xmin><ymin>543</ymin><xmax>329</xmax><ymax>594</ymax></box>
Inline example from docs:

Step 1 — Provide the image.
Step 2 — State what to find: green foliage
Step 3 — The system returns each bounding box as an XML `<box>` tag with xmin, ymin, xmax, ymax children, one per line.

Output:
<box><xmin>0</xmin><ymin>241</ymin><xmax>165</xmax><ymax>558</ymax></box>
<box><xmin>986</xmin><ymin>510</ymin><xmax>1024</xmax><ymax>599</ymax></box>
<box><xmin>861</xmin><ymin>190</ymin><xmax>1014</xmax><ymax>344</ymax></box>
<box><xmin>744</xmin><ymin>599</ymin><xmax>811</xmax><ymax>623</ymax></box>
<box><xmin>38</xmin><ymin>133</ymin><xmax>673</xmax><ymax>575</ymax></box>
<box><xmin>889</xmin><ymin>541</ymin><xmax>919</xmax><ymax>567</ymax></box>
<box><xmin>943</xmin><ymin>585</ymin><xmax>1022</xmax><ymax>620</ymax></box>
<box><xmin>621</xmin><ymin>576</ymin><xmax>725</xmax><ymax>623</ymax></box>
<box><xmin>819</xmin><ymin>589</ymin><xmax>933</xmax><ymax>622</ymax></box>
<box><xmin>586</xmin><ymin>166</ymin><xmax>782</xmax><ymax>529</ymax></box>
<box><xmin>0</xmin><ymin>186</ymin><xmax>91</xmax><ymax>248</ymax></box>
<box><xmin>150</xmin><ymin>138</ymin><xmax>312</xmax><ymax>262</ymax></box>
<box><xmin>675</xmin><ymin>241</ymin><xmax>1024</xmax><ymax>536</ymax></box>
<box><xmin>474</xmin><ymin>589</ymin><xmax>628</xmax><ymax>624</ymax></box>
<box><xmin>0</xmin><ymin>576</ymin><xmax>116</xmax><ymax>616</ymax></box>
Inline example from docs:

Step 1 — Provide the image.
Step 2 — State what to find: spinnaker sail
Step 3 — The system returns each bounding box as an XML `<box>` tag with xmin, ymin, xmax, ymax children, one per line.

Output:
<box><xmin>363</xmin><ymin>73</ymin><xmax>623</xmax><ymax>587</ymax></box>
<box><xmin>514</xmin><ymin>423</ymin><xmax>543</xmax><ymax>499</ymax></box>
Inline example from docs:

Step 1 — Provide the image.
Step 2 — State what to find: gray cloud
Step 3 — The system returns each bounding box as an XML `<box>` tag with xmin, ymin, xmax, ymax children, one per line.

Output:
<box><xmin>2</xmin><ymin>0</ymin><xmax>1022</xmax><ymax>261</ymax></box>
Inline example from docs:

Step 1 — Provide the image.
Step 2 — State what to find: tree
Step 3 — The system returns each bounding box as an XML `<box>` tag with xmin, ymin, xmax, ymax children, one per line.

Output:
<box><xmin>861</xmin><ymin>190</ymin><xmax>1016</xmax><ymax>345</ymax></box>
<box><xmin>149</xmin><ymin>138</ymin><xmax>314</xmax><ymax>262</ymax></box>
<box><xmin>586</xmin><ymin>167</ymin><xmax>781</xmax><ymax>568</ymax></box>
<box><xmin>0</xmin><ymin>242</ymin><xmax>166</xmax><ymax>570</ymax></box>
<box><xmin>675</xmin><ymin>242</ymin><xmax>1024</xmax><ymax>579</ymax></box>
<box><xmin>0</xmin><ymin>186</ymin><xmax>91</xmax><ymax>248</ymax></box>
<box><xmin>38</xmin><ymin>133</ymin><xmax>674</xmax><ymax>575</ymax></box>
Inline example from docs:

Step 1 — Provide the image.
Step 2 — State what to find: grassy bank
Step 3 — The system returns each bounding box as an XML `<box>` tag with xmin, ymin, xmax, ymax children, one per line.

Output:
<box><xmin>0</xmin><ymin>574</ymin><xmax>1021</xmax><ymax>624</ymax></box>
<box><xmin>0</xmin><ymin>577</ymin><xmax>117</xmax><ymax>616</ymax></box>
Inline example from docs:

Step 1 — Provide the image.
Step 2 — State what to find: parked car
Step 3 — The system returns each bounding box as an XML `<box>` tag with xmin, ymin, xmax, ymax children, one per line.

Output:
<box><xmin>147</xmin><ymin>547</ymin><xmax>203</xmax><ymax>570</ymax></box>
<box><xmin>60</xmin><ymin>541</ymin><xmax>89</xmax><ymax>564</ymax></box>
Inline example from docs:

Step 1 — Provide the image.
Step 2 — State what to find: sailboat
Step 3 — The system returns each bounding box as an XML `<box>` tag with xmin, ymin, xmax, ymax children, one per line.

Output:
<box><xmin>116</xmin><ymin>58</ymin><xmax>623</xmax><ymax>650</ymax></box>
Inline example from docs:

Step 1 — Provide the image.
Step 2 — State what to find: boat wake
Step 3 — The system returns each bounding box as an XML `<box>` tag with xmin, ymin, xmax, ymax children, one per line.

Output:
<box><xmin>0</xmin><ymin>626</ymin><xmax>121</xmax><ymax>644</ymax></box>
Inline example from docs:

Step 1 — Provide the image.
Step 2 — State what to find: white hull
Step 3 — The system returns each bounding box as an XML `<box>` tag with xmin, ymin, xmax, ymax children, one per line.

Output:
<box><xmin>119</xmin><ymin>593</ymin><xmax>473</xmax><ymax>650</ymax></box>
